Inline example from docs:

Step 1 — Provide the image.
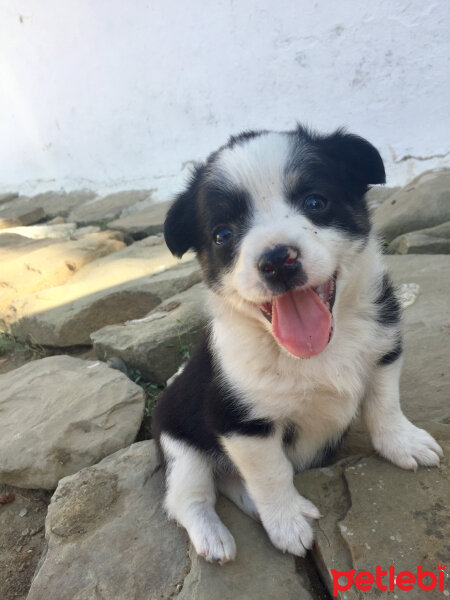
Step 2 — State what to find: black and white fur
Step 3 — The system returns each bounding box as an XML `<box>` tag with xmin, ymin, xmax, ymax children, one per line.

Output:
<box><xmin>152</xmin><ymin>126</ymin><xmax>442</xmax><ymax>563</ymax></box>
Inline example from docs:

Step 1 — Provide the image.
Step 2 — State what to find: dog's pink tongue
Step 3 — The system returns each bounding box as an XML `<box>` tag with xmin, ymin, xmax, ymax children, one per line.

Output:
<box><xmin>272</xmin><ymin>288</ymin><xmax>331</xmax><ymax>358</ymax></box>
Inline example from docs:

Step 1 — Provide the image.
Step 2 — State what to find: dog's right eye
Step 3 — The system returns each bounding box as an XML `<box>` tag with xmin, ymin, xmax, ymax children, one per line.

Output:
<box><xmin>303</xmin><ymin>194</ymin><xmax>328</xmax><ymax>212</ymax></box>
<box><xmin>213</xmin><ymin>227</ymin><xmax>234</xmax><ymax>246</ymax></box>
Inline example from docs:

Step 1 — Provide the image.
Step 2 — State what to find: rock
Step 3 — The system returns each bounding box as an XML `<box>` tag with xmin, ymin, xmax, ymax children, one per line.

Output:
<box><xmin>71</xmin><ymin>225</ymin><xmax>101</xmax><ymax>238</ymax></box>
<box><xmin>390</xmin><ymin>221</ymin><xmax>450</xmax><ymax>254</ymax></box>
<box><xmin>7</xmin><ymin>260</ymin><xmax>201</xmax><ymax>346</ymax></box>
<box><xmin>0</xmin><ymin>483</ymin><xmax>50</xmax><ymax>600</ymax></box>
<box><xmin>0</xmin><ymin>232</ymin><xmax>125</xmax><ymax>316</ymax></box>
<box><xmin>29</xmin><ymin>190</ymin><xmax>97</xmax><ymax>218</ymax></box>
<box><xmin>0</xmin><ymin>233</ymin><xmax>61</xmax><ymax>262</ymax></box>
<box><xmin>47</xmin><ymin>216</ymin><xmax>66</xmax><ymax>225</ymax></box>
<box><xmin>92</xmin><ymin>283</ymin><xmax>206</xmax><ymax>384</ymax></box>
<box><xmin>107</xmin><ymin>200</ymin><xmax>172</xmax><ymax>239</ymax></box>
<box><xmin>0</xmin><ymin>191</ymin><xmax>97</xmax><ymax>225</ymax></box>
<box><xmin>0</xmin><ymin>356</ymin><xmax>145</xmax><ymax>489</ymax></box>
<box><xmin>374</xmin><ymin>169</ymin><xmax>450</xmax><ymax>241</ymax></box>
<box><xmin>365</xmin><ymin>186</ymin><xmax>400</xmax><ymax>212</ymax></box>
<box><xmin>342</xmin><ymin>254</ymin><xmax>450</xmax><ymax>455</ymax></box>
<box><xmin>27</xmin><ymin>441</ymin><xmax>188</xmax><ymax>600</ymax></box>
<box><xmin>387</xmin><ymin>255</ymin><xmax>449</xmax><ymax>422</ymax></box>
<box><xmin>0</xmin><ymin>223</ymin><xmax>78</xmax><ymax>240</ymax></box>
<box><xmin>28</xmin><ymin>441</ymin><xmax>313</xmax><ymax>600</ymax></box>
<box><xmin>68</xmin><ymin>190</ymin><xmax>152</xmax><ymax>225</ymax></box>
<box><xmin>0</xmin><ymin>192</ymin><xmax>18</xmax><ymax>205</ymax></box>
<box><xmin>296</xmin><ymin>425</ymin><xmax>449</xmax><ymax>599</ymax></box>
<box><xmin>66</xmin><ymin>235</ymin><xmax>189</xmax><ymax>289</ymax></box>
<box><xmin>0</xmin><ymin>204</ymin><xmax>45</xmax><ymax>229</ymax></box>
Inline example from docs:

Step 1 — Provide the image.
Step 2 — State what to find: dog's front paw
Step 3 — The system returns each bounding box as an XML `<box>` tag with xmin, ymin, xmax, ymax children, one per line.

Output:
<box><xmin>260</xmin><ymin>493</ymin><xmax>321</xmax><ymax>557</ymax></box>
<box><xmin>373</xmin><ymin>417</ymin><xmax>443</xmax><ymax>471</ymax></box>
<box><xmin>189</xmin><ymin>515</ymin><xmax>236</xmax><ymax>564</ymax></box>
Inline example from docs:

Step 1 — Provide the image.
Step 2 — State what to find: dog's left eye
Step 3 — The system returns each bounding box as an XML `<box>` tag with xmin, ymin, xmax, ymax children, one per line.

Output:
<box><xmin>213</xmin><ymin>227</ymin><xmax>234</xmax><ymax>246</ymax></box>
<box><xmin>303</xmin><ymin>195</ymin><xmax>328</xmax><ymax>212</ymax></box>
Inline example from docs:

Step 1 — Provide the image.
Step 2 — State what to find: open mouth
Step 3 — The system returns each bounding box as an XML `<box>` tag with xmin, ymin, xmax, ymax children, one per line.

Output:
<box><xmin>260</xmin><ymin>273</ymin><xmax>337</xmax><ymax>359</ymax></box>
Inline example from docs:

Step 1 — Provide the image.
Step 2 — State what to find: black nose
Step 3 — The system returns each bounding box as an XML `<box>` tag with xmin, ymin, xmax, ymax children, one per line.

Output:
<box><xmin>257</xmin><ymin>245</ymin><xmax>304</xmax><ymax>291</ymax></box>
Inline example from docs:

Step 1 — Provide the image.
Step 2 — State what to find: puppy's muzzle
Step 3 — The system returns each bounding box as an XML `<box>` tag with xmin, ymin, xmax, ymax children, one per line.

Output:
<box><xmin>257</xmin><ymin>244</ymin><xmax>306</xmax><ymax>293</ymax></box>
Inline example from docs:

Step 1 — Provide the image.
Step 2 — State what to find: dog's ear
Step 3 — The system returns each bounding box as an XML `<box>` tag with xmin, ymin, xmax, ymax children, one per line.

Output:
<box><xmin>164</xmin><ymin>166</ymin><xmax>204</xmax><ymax>258</ymax></box>
<box><xmin>320</xmin><ymin>129</ymin><xmax>386</xmax><ymax>189</ymax></box>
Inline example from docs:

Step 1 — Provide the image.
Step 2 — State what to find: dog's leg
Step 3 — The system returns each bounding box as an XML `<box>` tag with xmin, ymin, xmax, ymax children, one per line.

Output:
<box><xmin>363</xmin><ymin>359</ymin><xmax>443</xmax><ymax>470</ymax></box>
<box><xmin>216</xmin><ymin>472</ymin><xmax>260</xmax><ymax>521</ymax></box>
<box><xmin>220</xmin><ymin>431</ymin><xmax>320</xmax><ymax>556</ymax></box>
<box><xmin>161</xmin><ymin>434</ymin><xmax>236</xmax><ymax>564</ymax></box>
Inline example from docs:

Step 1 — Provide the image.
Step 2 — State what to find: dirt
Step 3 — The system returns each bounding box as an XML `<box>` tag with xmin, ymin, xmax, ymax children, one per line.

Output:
<box><xmin>0</xmin><ymin>484</ymin><xmax>52</xmax><ymax>600</ymax></box>
<box><xmin>0</xmin><ymin>343</ymin><xmax>97</xmax><ymax>597</ymax></box>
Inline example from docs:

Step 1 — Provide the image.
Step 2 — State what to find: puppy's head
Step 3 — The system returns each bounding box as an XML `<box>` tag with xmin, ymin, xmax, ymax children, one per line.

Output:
<box><xmin>165</xmin><ymin>126</ymin><xmax>385</xmax><ymax>359</ymax></box>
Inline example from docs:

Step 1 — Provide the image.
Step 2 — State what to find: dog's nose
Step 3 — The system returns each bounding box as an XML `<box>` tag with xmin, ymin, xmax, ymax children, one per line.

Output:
<box><xmin>257</xmin><ymin>245</ymin><xmax>302</xmax><ymax>290</ymax></box>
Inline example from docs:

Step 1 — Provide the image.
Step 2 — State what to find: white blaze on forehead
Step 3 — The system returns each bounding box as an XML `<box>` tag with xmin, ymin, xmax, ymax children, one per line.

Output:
<box><xmin>212</xmin><ymin>132</ymin><xmax>292</xmax><ymax>212</ymax></box>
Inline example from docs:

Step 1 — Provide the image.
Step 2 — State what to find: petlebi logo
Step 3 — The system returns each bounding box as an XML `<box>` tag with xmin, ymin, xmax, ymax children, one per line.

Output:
<box><xmin>330</xmin><ymin>564</ymin><xmax>446</xmax><ymax>596</ymax></box>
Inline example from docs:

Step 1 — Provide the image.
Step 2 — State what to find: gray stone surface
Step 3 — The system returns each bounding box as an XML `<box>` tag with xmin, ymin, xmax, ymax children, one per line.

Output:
<box><xmin>0</xmin><ymin>233</ymin><xmax>61</xmax><ymax>262</ymax></box>
<box><xmin>374</xmin><ymin>169</ymin><xmax>450</xmax><ymax>241</ymax></box>
<box><xmin>68</xmin><ymin>190</ymin><xmax>152</xmax><ymax>225</ymax></box>
<box><xmin>1</xmin><ymin>223</ymin><xmax>78</xmax><ymax>240</ymax></box>
<box><xmin>27</xmin><ymin>441</ymin><xmax>190</xmax><ymax>600</ymax></box>
<box><xmin>342</xmin><ymin>254</ymin><xmax>450</xmax><ymax>455</ymax></box>
<box><xmin>0</xmin><ymin>232</ymin><xmax>125</xmax><ymax>316</ymax></box>
<box><xmin>296</xmin><ymin>424</ymin><xmax>449</xmax><ymax>599</ymax></box>
<box><xmin>0</xmin><ymin>192</ymin><xmax>18</xmax><ymax>205</ymax></box>
<box><xmin>28</xmin><ymin>441</ymin><xmax>313</xmax><ymax>600</ymax></box>
<box><xmin>0</xmin><ymin>191</ymin><xmax>98</xmax><ymax>223</ymax></box>
<box><xmin>29</xmin><ymin>190</ymin><xmax>97</xmax><ymax>218</ymax></box>
<box><xmin>8</xmin><ymin>261</ymin><xmax>201</xmax><ymax>346</ymax></box>
<box><xmin>92</xmin><ymin>283</ymin><xmax>206</xmax><ymax>384</ymax></box>
<box><xmin>0</xmin><ymin>205</ymin><xmax>45</xmax><ymax>229</ymax></box>
<box><xmin>365</xmin><ymin>186</ymin><xmax>400</xmax><ymax>211</ymax></box>
<box><xmin>67</xmin><ymin>234</ymin><xmax>189</xmax><ymax>289</ymax></box>
<box><xmin>388</xmin><ymin>254</ymin><xmax>449</xmax><ymax>421</ymax></box>
<box><xmin>107</xmin><ymin>200</ymin><xmax>172</xmax><ymax>238</ymax></box>
<box><xmin>0</xmin><ymin>356</ymin><xmax>145</xmax><ymax>489</ymax></box>
<box><xmin>390</xmin><ymin>220</ymin><xmax>450</xmax><ymax>254</ymax></box>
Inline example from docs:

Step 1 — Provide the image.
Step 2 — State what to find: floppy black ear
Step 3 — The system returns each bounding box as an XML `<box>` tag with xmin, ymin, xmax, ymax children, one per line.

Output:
<box><xmin>320</xmin><ymin>129</ymin><xmax>386</xmax><ymax>189</ymax></box>
<box><xmin>164</xmin><ymin>166</ymin><xmax>204</xmax><ymax>258</ymax></box>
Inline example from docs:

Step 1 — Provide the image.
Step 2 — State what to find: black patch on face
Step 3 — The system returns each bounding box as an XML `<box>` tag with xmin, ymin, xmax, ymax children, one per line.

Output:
<box><xmin>196</xmin><ymin>182</ymin><xmax>252</xmax><ymax>287</ymax></box>
<box><xmin>378</xmin><ymin>337</ymin><xmax>403</xmax><ymax>366</ymax></box>
<box><xmin>375</xmin><ymin>273</ymin><xmax>402</xmax><ymax>326</ymax></box>
<box><xmin>152</xmin><ymin>336</ymin><xmax>274</xmax><ymax>460</ymax></box>
<box><xmin>285</xmin><ymin>126</ymin><xmax>385</xmax><ymax>240</ymax></box>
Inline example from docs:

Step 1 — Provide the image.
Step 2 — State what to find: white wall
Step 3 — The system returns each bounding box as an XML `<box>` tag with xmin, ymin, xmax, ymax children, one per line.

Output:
<box><xmin>0</xmin><ymin>0</ymin><xmax>449</xmax><ymax>199</ymax></box>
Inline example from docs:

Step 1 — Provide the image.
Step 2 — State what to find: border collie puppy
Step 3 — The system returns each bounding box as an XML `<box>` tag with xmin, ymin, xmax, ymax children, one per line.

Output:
<box><xmin>152</xmin><ymin>126</ymin><xmax>442</xmax><ymax>563</ymax></box>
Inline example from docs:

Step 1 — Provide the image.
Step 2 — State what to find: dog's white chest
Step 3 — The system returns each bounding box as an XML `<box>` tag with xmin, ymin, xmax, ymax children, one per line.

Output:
<box><xmin>213</xmin><ymin>313</ymin><xmax>370</xmax><ymax>467</ymax></box>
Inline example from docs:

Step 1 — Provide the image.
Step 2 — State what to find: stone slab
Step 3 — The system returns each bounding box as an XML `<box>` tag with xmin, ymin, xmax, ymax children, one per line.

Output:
<box><xmin>0</xmin><ymin>356</ymin><xmax>145</xmax><ymax>489</ymax></box>
<box><xmin>92</xmin><ymin>283</ymin><xmax>206</xmax><ymax>384</ymax></box>
<box><xmin>8</xmin><ymin>261</ymin><xmax>201</xmax><ymax>346</ymax></box>
<box><xmin>390</xmin><ymin>221</ymin><xmax>450</xmax><ymax>254</ymax></box>
<box><xmin>107</xmin><ymin>200</ymin><xmax>172</xmax><ymax>238</ymax></box>
<box><xmin>374</xmin><ymin>169</ymin><xmax>450</xmax><ymax>241</ymax></box>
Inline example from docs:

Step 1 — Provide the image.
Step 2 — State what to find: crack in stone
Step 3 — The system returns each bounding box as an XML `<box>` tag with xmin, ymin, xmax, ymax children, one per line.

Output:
<box><xmin>169</xmin><ymin>534</ymin><xmax>192</xmax><ymax>598</ymax></box>
<box><xmin>296</xmin><ymin>554</ymin><xmax>333</xmax><ymax>600</ymax></box>
<box><xmin>337</xmin><ymin>465</ymin><xmax>357</xmax><ymax>568</ymax></box>
<box><xmin>308</xmin><ymin>456</ymin><xmax>363</xmax><ymax>598</ymax></box>
<box><xmin>394</xmin><ymin>151</ymin><xmax>450</xmax><ymax>163</ymax></box>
